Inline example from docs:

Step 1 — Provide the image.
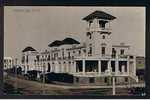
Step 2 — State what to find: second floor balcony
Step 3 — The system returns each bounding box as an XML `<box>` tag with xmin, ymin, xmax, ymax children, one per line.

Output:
<box><xmin>72</xmin><ymin>71</ymin><xmax>129</xmax><ymax>77</ymax></box>
<box><xmin>86</xmin><ymin>27</ymin><xmax>111</xmax><ymax>33</ymax></box>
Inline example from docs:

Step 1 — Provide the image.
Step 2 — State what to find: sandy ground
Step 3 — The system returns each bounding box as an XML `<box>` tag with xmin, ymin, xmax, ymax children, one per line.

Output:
<box><xmin>4</xmin><ymin>75</ymin><xmax>137</xmax><ymax>96</ymax></box>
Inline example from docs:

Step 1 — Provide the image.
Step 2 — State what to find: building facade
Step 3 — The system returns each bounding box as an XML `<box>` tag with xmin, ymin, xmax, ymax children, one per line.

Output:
<box><xmin>4</xmin><ymin>57</ymin><xmax>13</xmax><ymax>70</ymax></box>
<box><xmin>21</xmin><ymin>11</ymin><xmax>138</xmax><ymax>85</ymax></box>
<box><xmin>136</xmin><ymin>56</ymin><xmax>145</xmax><ymax>69</ymax></box>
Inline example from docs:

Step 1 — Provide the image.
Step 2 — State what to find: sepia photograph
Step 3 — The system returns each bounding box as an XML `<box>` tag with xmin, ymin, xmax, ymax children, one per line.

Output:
<box><xmin>4</xmin><ymin>6</ymin><xmax>145</xmax><ymax>96</ymax></box>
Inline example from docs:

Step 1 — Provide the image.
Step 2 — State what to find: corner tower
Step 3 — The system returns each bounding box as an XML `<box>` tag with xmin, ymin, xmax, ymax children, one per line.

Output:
<box><xmin>83</xmin><ymin>11</ymin><xmax>116</xmax><ymax>57</ymax></box>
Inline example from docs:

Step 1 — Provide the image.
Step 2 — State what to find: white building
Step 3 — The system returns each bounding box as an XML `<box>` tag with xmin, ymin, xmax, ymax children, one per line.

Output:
<box><xmin>4</xmin><ymin>57</ymin><xmax>13</xmax><ymax>70</ymax></box>
<box><xmin>21</xmin><ymin>11</ymin><xmax>138</xmax><ymax>85</ymax></box>
<box><xmin>21</xmin><ymin>46</ymin><xmax>39</xmax><ymax>74</ymax></box>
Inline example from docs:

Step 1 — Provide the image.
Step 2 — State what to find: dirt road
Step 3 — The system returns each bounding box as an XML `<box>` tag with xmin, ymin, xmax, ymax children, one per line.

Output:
<box><xmin>4</xmin><ymin>75</ymin><xmax>140</xmax><ymax>95</ymax></box>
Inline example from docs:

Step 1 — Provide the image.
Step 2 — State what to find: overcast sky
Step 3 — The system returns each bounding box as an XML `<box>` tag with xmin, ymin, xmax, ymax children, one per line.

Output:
<box><xmin>4</xmin><ymin>6</ymin><xmax>145</xmax><ymax>62</ymax></box>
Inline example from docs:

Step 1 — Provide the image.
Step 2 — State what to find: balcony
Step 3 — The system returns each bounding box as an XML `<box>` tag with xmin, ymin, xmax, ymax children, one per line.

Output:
<box><xmin>116</xmin><ymin>72</ymin><xmax>129</xmax><ymax>76</ymax></box>
<box><xmin>101</xmin><ymin>54</ymin><xmax>111</xmax><ymax>59</ymax></box>
<box><xmin>86</xmin><ymin>27</ymin><xmax>111</xmax><ymax>33</ymax></box>
<box><xmin>72</xmin><ymin>71</ymin><xmax>129</xmax><ymax>77</ymax></box>
<box><xmin>72</xmin><ymin>72</ymin><xmax>100</xmax><ymax>77</ymax></box>
<box><xmin>118</xmin><ymin>55</ymin><xmax>128</xmax><ymax>59</ymax></box>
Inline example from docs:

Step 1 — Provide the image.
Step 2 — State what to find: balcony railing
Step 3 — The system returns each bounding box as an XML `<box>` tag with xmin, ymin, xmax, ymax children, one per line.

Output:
<box><xmin>111</xmin><ymin>54</ymin><xmax>128</xmax><ymax>59</ymax></box>
<box><xmin>86</xmin><ymin>27</ymin><xmax>111</xmax><ymax>32</ymax></box>
<box><xmin>103</xmin><ymin>54</ymin><xmax>111</xmax><ymax>58</ymax></box>
<box><xmin>73</xmin><ymin>71</ymin><xmax>129</xmax><ymax>77</ymax></box>
<box><xmin>50</xmin><ymin>56</ymin><xmax>74</xmax><ymax>61</ymax></box>
<box><xmin>118</xmin><ymin>55</ymin><xmax>128</xmax><ymax>59</ymax></box>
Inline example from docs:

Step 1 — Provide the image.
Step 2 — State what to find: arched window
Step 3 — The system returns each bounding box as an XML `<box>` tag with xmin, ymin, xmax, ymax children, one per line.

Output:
<box><xmin>86</xmin><ymin>32</ymin><xmax>92</xmax><ymax>39</ymax></box>
<box><xmin>89</xmin><ymin>20</ymin><xmax>93</xmax><ymax>27</ymax></box>
<box><xmin>48</xmin><ymin>55</ymin><xmax>50</xmax><ymax>61</ymax></box>
<box><xmin>102</xmin><ymin>35</ymin><xmax>105</xmax><ymax>39</ymax></box>
<box><xmin>47</xmin><ymin>63</ymin><xmax>51</xmax><ymax>72</ymax></box>
<box><xmin>102</xmin><ymin>47</ymin><xmax>105</xmax><ymax>56</ymax></box>
<box><xmin>79</xmin><ymin>50</ymin><xmax>81</xmax><ymax>55</ymax></box>
<box><xmin>120</xmin><ymin>49</ymin><xmax>125</xmax><ymax>55</ymax></box>
<box><xmin>99</xmin><ymin>20</ymin><xmax>107</xmax><ymax>29</ymax></box>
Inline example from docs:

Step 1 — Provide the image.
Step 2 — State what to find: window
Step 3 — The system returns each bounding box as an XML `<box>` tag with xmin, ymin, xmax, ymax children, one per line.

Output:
<box><xmin>72</xmin><ymin>56</ymin><xmax>74</xmax><ymax>59</ymax></box>
<box><xmin>83</xmin><ymin>49</ymin><xmax>86</xmax><ymax>53</ymax></box>
<box><xmin>76</xmin><ymin>61</ymin><xmax>83</xmax><ymax>72</ymax></box>
<box><xmin>111</xmin><ymin>61</ymin><xmax>115</xmax><ymax>72</ymax></box>
<box><xmin>26</xmin><ymin>55</ymin><xmax>28</xmax><ymax>63</ymax></box>
<box><xmin>99</xmin><ymin>21</ymin><xmax>106</xmax><ymax>28</ymax></box>
<box><xmin>54</xmin><ymin>53</ymin><xmax>57</xmax><ymax>60</ymax></box>
<box><xmin>138</xmin><ymin>61</ymin><xmax>142</xmax><ymax>64</ymax></box>
<box><xmin>120</xmin><ymin>49</ymin><xmax>124</xmax><ymax>55</ymax></box>
<box><xmin>112</xmin><ymin>48</ymin><xmax>116</xmax><ymax>58</ymax></box>
<box><xmin>22</xmin><ymin>56</ymin><xmax>25</xmax><ymax>63</ymax></box>
<box><xmin>36</xmin><ymin>55</ymin><xmax>39</xmax><ymax>61</ymax></box>
<box><xmin>79</xmin><ymin>50</ymin><xmax>81</xmax><ymax>55</ymax></box>
<box><xmin>89</xmin><ymin>47</ymin><xmax>92</xmax><ymax>55</ymax></box>
<box><xmin>89</xmin><ymin>78</ymin><xmax>95</xmax><ymax>83</ymax></box>
<box><xmin>47</xmin><ymin>63</ymin><xmax>51</xmax><ymax>72</ymax></box>
<box><xmin>119</xmin><ymin>61</ymin><xmax>127</xmax><ymax>72</ymax></box>
<box><xmin>89</xmin><ymin>20</ymin><xmax>93</xmax><ymax>27</ymax></box>
<box><xmin>101</xmin><ymin>61</ymin><xmax>108</xmax><ymax>72</ymax></box>
<box><xmin>62</xmin><ymin>50</ymin><xmax>64</xmax><ymax>59</ymax></box>
<box><xmin>130</xmin><ymin>56</ymin><xmax>133</xmax><ymax>59</ymax></box>
<box><xmin>102</xmin><ymin>47</ymin><xmax>105</xmax><ymax>55</ymax></box>
<box><xmin>104</xmin><ymin>77</ymin><xmax>107</xmax><ymax>83</ymax></box>
<box><xmin>112</xmin><ymin>48</ymin><xmax>115</xmax><ymax>53</ymax></box>
<box><xmin>125</xmin><ymin>77</ymin><xmax>128</xmax><ymax>82</ymax></box>
<box><xmin>48</xmin><ymin>55</ymin><xmax>50</xmax><ymax>61</ymax></box>
<box><xmin>76</xmin><ymin>77</ymin><xmax>79</xmax><ymax>83</ymax></box>
<box><xmin>68</xmin><ymin>52</ymin><xmax>71</xmax><ymax>58</ymax></box>
<box><xmin>102</xmin><ymin>35</ymin><xmax>105</xmax><ymax>39</ymax></box>
<box><xmin>89</xmin><ymin>35</ymin><xmax>92</xmax><ymax>39</ymax></box>
<box><xmin>86</xmin><ymin>32</ymin><xmax>92</xmax><ymax>39</ymax></box>
<box><xmin>85</xmin><ymin>61</ymin><xmax>98</xmax><ymax>72</ymax></box>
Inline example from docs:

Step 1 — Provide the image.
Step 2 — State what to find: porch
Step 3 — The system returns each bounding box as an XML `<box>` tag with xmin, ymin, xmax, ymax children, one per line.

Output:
<box><xmin>72</xmin><ymin>59</ymin><xmax>131</xmax><ymax>77</ymax></box>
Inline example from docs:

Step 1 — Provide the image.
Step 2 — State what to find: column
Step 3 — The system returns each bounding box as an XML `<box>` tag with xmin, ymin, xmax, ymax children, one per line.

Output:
<box><xmin>66</xmin><ymin>62</ymin><xmax>68</xmax><ymax>73</ymax></box>
<box><xmin>73</xmin><ymin>61</ymin><xmax>76</xmax><ymax>73</ymax></box>
<box><xmin>122</xmin><ymin>65</ymin><xmax>125</xmax><ymax>74</ymax></box>
<box><xmin>61</xmin><ymin>61</ymin><xmax>64</xmax><ymax>73</ymax></box>
<box><xmin>127</xmin><ymin>60</ymin><xmax>130</xmax><ymax>75</ymax></box>
<box><xmin>25</xmin><ymin>65</ymin><xmax>27</xmax><ymax>74</ymax></box>
<box><xmin>115</xmin><ymin>60</ymin><xmax>119</xmax><ymax>75</ymax></box>
<box><xmin>133</xmin><ymin>56</ymin><xmax>136</xmax><ymax>76</ymax></box>
<box><xmin>98</xmin><ymin>60</ymin><xmax>101</xmax><ymax>75</ymax></box>
<box><xmin>53</xmin><ymin>62</ymin><xmax>55</xmax><ymax>73</ymax></box>
<box><xmin>108</xmin><ymin>60</ymin><xmax>111</xmax><ymax>75</ymax></box>
<box><xmin>68</xmin><ymin>62</ymin><xmax>71</xmax><ymax>73</ymax></box>
<box><xmin>55</xmin><ymin>62</ymin><xmax>58</xmax><ymax>73</ymax></box>
<box><xmin>82</xmin><ymin>60</ymin><xmax>85</xmax><ymax>75</ymax></box>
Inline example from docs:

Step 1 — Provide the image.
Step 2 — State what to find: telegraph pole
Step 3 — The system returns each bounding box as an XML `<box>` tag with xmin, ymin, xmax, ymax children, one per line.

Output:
<box><xmin>15</xmin><ymin>58</ymin><xmax>18</xmax><ymax>93</ymax></box>
<box><xmin>112</xmin><ymin>76</ymin><xmax>116</xmax><ymax>95</ymax></box>
<box><xmin>43</xmin><ymin>62</ymin><xmax>45</xmax><ymax>95</ymax></box>
<box><xmin>42</xmin><ymin>58</ymin><xmax>46</xmax><ymax>95</ymax></box>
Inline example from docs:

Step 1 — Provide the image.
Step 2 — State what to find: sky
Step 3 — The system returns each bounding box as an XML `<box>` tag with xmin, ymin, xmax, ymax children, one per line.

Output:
<box><xmin>4</xmin><ymin>6</ymin><xmax>145</xmax><ymax>62</ymax></box>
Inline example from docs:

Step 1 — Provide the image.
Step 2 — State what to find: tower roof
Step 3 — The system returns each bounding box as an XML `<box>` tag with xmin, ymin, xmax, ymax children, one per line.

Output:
<box><xmin>62</xmin><ymin>37</ymin><xmax>80</xmax><ymax>45</ymax></box>
<box><xmin>83</xmin><ymin>10</ymin><xmax>116</xmax><ymax>21</ymax></box>
<box><xmin>22</xmin><ymin>46</ymin><xmax>36</xmax><ymax>52</ymax></box>
<box><xmin>48</xmin><ymin>37</ymin><xmax>80</xmax><ymax>47</ymax></box>
<box><xmin>48</xmin><ymin>40</ymin><xmax>62</xmax><ymax>47</ymax></box>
